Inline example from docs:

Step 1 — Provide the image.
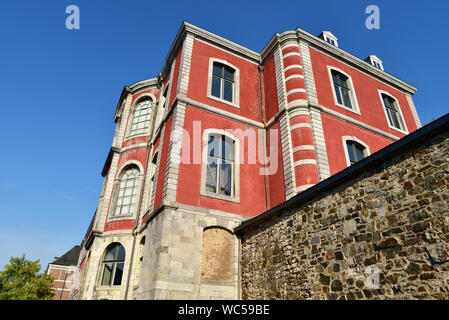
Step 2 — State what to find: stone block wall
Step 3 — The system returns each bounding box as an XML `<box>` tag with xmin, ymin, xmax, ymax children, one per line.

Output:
<box><xmin>239</xmin><ymin>127</ymin><xmax>449</xmax><ymax>300</ymax></box>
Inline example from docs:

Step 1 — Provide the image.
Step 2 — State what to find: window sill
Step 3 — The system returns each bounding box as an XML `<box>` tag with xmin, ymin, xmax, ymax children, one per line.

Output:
<box><xmin>207</xmin><ymin>94</ymin><xmax>239</xmax><ymax>109</ymax></box>
<box><xmin>124</xmin><ymin>134</ymin><xmax>150</xmax><ymax>142</ymax></box>
<box><xmin>107</xmin><ymin>214</ymin><xmax>134</xmax><ymax>222</ymax></box>
<box><xmin>388</xmin><ymin>125</ymin><xmax>408</xmax><ymax>135</ymax></box>
<box><xmin>200</xmin><ymin>191</ymin><xmax>240</xmax><ymax>203</ymax></box>
<box><xmin>333</xmin><ymin>102</ymin><xmax>361</xmax><ymax>115</ymax></box>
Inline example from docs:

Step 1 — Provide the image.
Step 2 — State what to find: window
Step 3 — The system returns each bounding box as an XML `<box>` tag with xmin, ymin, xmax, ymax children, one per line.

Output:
<box><xmin>155</xmin><ymin>86</ymin><xmax>168</xmax><ymax>129</ymax></box>
<box><xmin>331</xmin><ymin>69</ymin><xmax>355</xmax><ymax>110</ymax></box>
<box><xmin>112</xmin><ymin>166</ymin><xmax>140</xmax><ymax>217</ymax></box>
<box><xmin>380</xmin><ymin>93</ymin><xmax>406</xmax><ymax>132</ymax></box>
<box><xmin>211</xmin><ymin>62</ymin><xmax>234</xmax><ymax>103</ymax></box>
<box><xmin>207</xmin><ymin>59</ymin><xmax>240</xmax><ymax>107</ymax></box>
<box><xmin>326</xmin><ymin>38</ymin><xmax>335</xmax><ymax>46</ymax></box>
<box><xmin>101</xmin><ymin>243</ymin><xmax>125</xmax><ymax>286</ymax></box>
<box><xmin>346</xmin><ymin>141</ymin><xmax>367</xmax><ymax>165</ymax></box>
<box><xmin>129</xmin><ymin>99</ymin><xmax>153</xmax><ymax>136</ymax></box>
<box><xmin>366</xmin><ymin>55</ymin><xmax>384</xmax><ymax>71</ymax></box>
<box><xmin>319</xmin><ymin>31</ymin><xmax>339</xmax><ymax>47</ymax></box>
<box><xmin>205</xmin><ymin>133</ymin><xmax>235</xmax><ymax>197</ymax></box>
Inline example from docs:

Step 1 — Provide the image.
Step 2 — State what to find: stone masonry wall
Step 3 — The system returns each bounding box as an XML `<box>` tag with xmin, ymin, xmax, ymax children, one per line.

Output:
<box><xmin>240</xmin><ymin>129</ymin><xmax>449</xmax><ymax>300</ymax></box>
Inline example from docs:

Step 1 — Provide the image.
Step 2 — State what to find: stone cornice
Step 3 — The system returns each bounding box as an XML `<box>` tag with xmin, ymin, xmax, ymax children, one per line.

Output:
<box><xmin>261</xmin><ymin>28</ymin><xmax>417</xmax><ymax>95</ymax></box>
<box><xmin>295</xmin><ymin>27</ymin><xmax>417</xmax><ymax>95</ymax></box>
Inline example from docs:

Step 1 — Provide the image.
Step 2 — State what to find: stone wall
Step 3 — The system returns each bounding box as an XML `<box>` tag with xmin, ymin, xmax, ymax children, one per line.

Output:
<box><xmin>238</xmin><ymin>123</ymin><xmax>449</xmax><ymax>300</ymax></box>
<box><xmin>136</xmin><ymin>203</ymin><xmax>244</xmax><ymax>300</ymax></box>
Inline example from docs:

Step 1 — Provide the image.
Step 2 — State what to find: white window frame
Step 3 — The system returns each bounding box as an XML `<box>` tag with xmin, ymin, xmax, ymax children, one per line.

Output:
<box><xmin>125</xmin><ymin>93</ymin><xmax>157</xmax><ymax>140</ymax></box>
<box><xmin>327</xmin><ymin>66</ymin><xmax>361</xmax><ymax>115</ymax></box>
<box><xmin>98</xmin><ymin>242</ymin><xmax>126</xmax><ymax>288</ymax></box>
<box><xmin>207</xmin><ymin>58</ymin><xmax>240</xmax><ymax>108</ymax></box>
<box><xmin>108</xmin><ymin>161</ymin><xmax>144</xmax><ymax>221</ymax></box>
<box><xmin>200</xmin><ymin>129</ymin><xmax>240</xmax><ymax>203</ymax></box>
<box><xmin>342</xmin><ymin>136</ymin><xmax>371</xmax><ymax>167</ymax></box>
<box><xmin>378</xmin><ymin>90</ymin><xmax>409</xmax><ymax>135</ymax></box>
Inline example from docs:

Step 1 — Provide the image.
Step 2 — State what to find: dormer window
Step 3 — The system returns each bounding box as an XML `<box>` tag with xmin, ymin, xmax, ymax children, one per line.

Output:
<box><xmin>366</xmin><ymin>55</ymin><xmax>384</xmax><ymax>71</ymax></box>
<box><xmin>319</xmin><ymin>31</ymin><xmax>339</xmax><ymax>47</ymax></box>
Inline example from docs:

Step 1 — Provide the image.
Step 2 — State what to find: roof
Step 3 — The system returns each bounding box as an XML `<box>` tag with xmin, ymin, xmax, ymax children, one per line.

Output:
<box><xmin>50</xmin><ymin>246</ymin><xmax>81</xmax><ymax>267</ymax></box>
<box><xmin>235</xmin><ymin>112</ymin><xmax>449</xmax><ymax>234</ymax></box>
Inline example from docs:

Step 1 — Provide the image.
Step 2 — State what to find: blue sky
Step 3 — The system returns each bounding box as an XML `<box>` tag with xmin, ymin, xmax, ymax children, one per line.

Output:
<box><xmin>0</xmin><ymin>0</ymin><xmax>448</xmax><ymax>272</ymax></box>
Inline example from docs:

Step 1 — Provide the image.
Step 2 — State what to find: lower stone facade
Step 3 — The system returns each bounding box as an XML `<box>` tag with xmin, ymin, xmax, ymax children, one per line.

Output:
<box><xmin>135</xmin><ymin>204</ymin><xmax>244</xmax><ymax>300</ymax></box>
<box><xmin>238</xmin><ymin>126</ymin><xmax>449</xmax><ymax>299</ymax></box>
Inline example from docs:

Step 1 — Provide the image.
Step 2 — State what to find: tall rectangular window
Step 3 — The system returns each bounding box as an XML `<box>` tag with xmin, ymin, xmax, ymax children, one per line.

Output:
<box><xmin>332</xmin><ymin>70</ymin><xmax>353</xmax><ymax>109</ymax></box>
<box><xmin>382</xmin><ymin>94</ymin><xmax>404</xmax><ymax>131</ymax></box>
<box><xmin>205</xmin><ymin>134</ymin><xmax>234</xmax><ymax>197</ymax></box>
<box><xmin>211</xmin><ymin>63</ymin><xmax>235</xmax><ymax>103</ymax></box>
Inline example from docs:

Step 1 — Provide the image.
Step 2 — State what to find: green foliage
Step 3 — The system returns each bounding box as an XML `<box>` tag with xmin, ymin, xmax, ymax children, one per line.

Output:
<box><xmin>0</xmin><ymin>255</ymin><xmax>55</xmax><ymax>300</ymax></box>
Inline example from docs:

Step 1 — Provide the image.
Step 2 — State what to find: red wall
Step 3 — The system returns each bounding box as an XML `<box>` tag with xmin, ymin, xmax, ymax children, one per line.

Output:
<box><xmin>321</xmin><ymin>113</ymin><xmax>395</xmax><ymax>176</ymax></box>
<box><xmin>262</xmin><ymin>55</ymin><xmax>279</xmax><ymax>122</ymax></box>
<box><xmin>176</xmin><ymin>106</ymin><xmax>267</xmax><ymax>217</ymax></box>
<box><xmin>310</xmin><ymin>48</ymin><xmax>418</xmax><ymax>138</ymax></box>
<box><xmin>187</xmin><ymin>39</ymin><xmax>263</xmax><ymax>123</ymax></box>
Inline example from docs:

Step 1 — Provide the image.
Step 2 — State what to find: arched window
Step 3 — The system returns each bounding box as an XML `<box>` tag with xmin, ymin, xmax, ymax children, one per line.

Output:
<box><xmin>205</xmin><ymin>133</ymin><xmax>235</xmax><ymax>197</ymax></box>
<box><xmin>129</xmin><ymin>98</ymin><xmax>153</xmax><ymax>136</ymax></box>
<box><xmin>112</xmin><ymin>166</ymin><xmax>140</xmax><ymax>217</ymax></box>
<box><xmin>346</xmin><ymin>140</ymin><xmax>367</xmax><ymax>165</ymax></box>
<box><xmin>380</xmin><ymin>92</ymin><xmax>406</xmax><ymax>132</ymax></box>
<box><xmin>100</xmin><ymin>243</ymin><xmax>125</xmax><ymax>286</ymax></box>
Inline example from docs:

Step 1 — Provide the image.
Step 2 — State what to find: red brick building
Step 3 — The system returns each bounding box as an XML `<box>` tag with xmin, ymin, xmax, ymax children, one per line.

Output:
<box><xmin>46</xmin><ymin>246</ymin><xmax>80</xmax><ymax>300</ymax></box>
<box><xmin>76</xmin><ymin>22</ymin><xmax>421</xmax><ymax>300</ymax></box>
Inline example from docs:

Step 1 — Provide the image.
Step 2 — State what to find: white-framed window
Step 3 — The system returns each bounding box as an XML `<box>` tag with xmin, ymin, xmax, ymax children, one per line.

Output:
<box><xmin>319</xmin><ymin>31</ymin><xmax>339</xmax><ymax>47</ymax></box>
<box><xmin>342</xmin><ymin>136</ymin><xmax>370</xmax><ymax>167</ymax></box>
<box><xmin>111</xmin><ymin>165</ymin><xmax>140</xmax><ymax>218</ymax></box>
<box><xmin>201</xmin><ymin>129</ymin><xmax>240</xmax><ymax>202</ymax></box>
<box><xmin>378</xmin><ymin>90</ymin><xmax>408</xmax><ymax>134</ymax></box>
<box><xmin>366</xmin><ymin>55</ymin><xmax>384</xmax><ymax>71</ymax></box>
<box><xmin>128</xmin><ymin>98</ymin><xmax>153</xmax><ymax>137</ymax></box>
<box><xmin>207</xmin><ymin>58</ymin><xmax>240</xmax><ymax>108</ymax></box>
<box><xmin>155</xmin><ymin>85</ymin><xmax>169</xmax><ymax>130</ymax></box>
<box><xmin>100</xmin><ymin>243</ymin><xmax>125</xmax><ymax>286</ymax></box>
<box><xmin>328</xmin><ymin>66</ymin><xmax>360</xmax><ymax>114</ymax></box>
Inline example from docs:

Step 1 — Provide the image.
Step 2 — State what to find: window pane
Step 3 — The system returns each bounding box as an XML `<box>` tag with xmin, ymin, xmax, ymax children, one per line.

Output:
<box><xmin>220</xmin><ymin>161</ymin><xmax>232</xmax><ymax>196</ymax></box>
<box><xmin>117</xmin><ymin>245</ymin><xmax>126</xmax><ymax>261</ymax></box>
<box><xmin>390</xmin><ymin>110</ymin><xmax>401</xmax><ymax>129</ymax></box>
<box><xmin>211</xmin><ymin>76</ymin><xmax>221</xmax><ymax>98</ymax></box>
<box><xmin>101</xmin><ymin>263</ymin><xmax>113</xmax><ymax>286</ymax></box>
<box><xmin>223</xmin><ymin>67</ymin><xmax>234</xmax><ymax>81</ymax></box>
<box><xmin>341</xmin><ymin>88</ymin><xmax>352</xmax><ymax>108</ymax></box>
<box><xmin>213</xmin><ymin>64</ymin><xmax>222</xmax><ymax>76</ymax></box>
<box><xmin>104</xmin><ymin>246</ymin><xmax>117</xmax><ymax>262</ymax></box>
<box><xmin>206</xmin><ymin>157</ymin><xmax>218</xmax><ymax>193</ymax></box>
<box><xmin>346</xmin><ymin>142</ymin><xmax>356</xmax><ymax>163</ymax></box>
<box><xmin>355</xmin><ymin>145</ymin><xmax>364</xmax><ymax>162</ymax></box>
<box><xmin>208</xmin><ymin>134</ymin><xmax>220</xmax><ymax>157</ymax></box>
<box><xmin>113</xmin><ymin>263</ymin><xmax>124</xmax><ymax>285</ymax></box>
<box><xmin>334</xmin><ymin>85</ymin><xmax>343</xmax><ymax>105</ymax></box>
<box><xmin>222</xmin><ymin>136</ymin><xmax>234</xmax><ymax>160</ymax></box>
<box><xmin>223</xmin><ymin>80</ymin><xmax>233</xmax><ymax>102</ymax></box>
